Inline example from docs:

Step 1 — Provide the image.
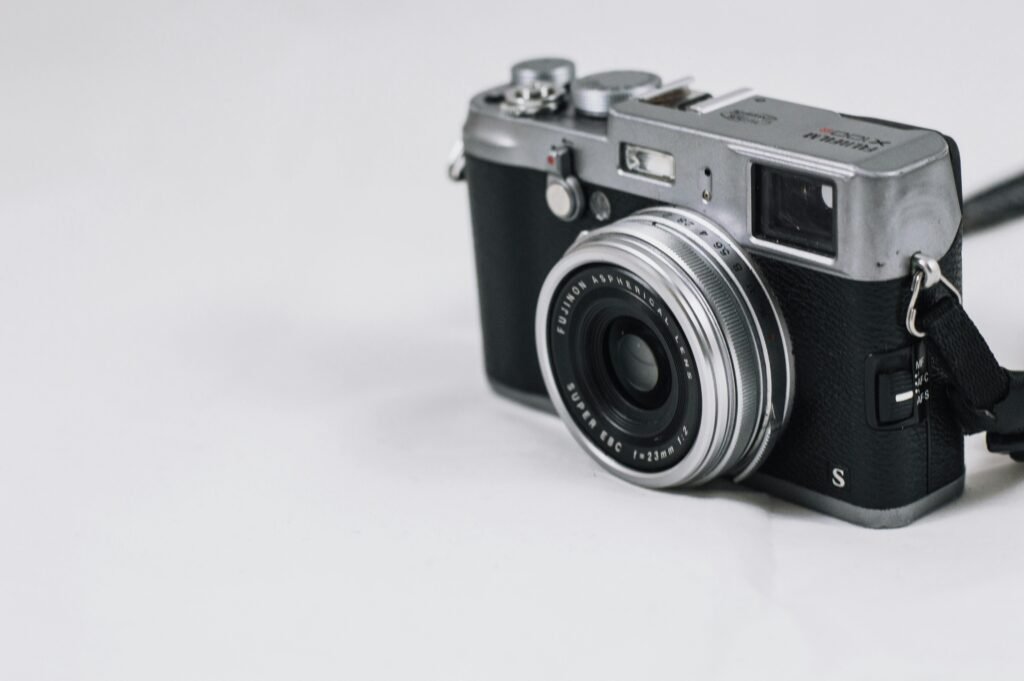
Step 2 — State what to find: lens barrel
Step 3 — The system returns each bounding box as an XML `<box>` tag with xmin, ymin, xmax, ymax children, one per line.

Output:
<box><xmin>536</xmin><ymin>207</ymin><xmax>794</xmax><ymax>488</ymax></box>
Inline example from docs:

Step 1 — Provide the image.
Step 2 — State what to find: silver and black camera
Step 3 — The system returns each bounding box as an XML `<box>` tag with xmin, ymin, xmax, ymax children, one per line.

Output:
<box><xmin>452</xmin><ymin>58</ymin><xmax>974</xmax><ymax>527</ymax></box>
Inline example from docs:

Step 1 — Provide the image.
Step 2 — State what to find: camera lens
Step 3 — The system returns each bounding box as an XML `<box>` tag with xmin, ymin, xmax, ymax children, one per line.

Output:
<box><xmin>536</xmin><ymin>206</ymin><xmax>794</xmax><ymax>488</ymax></box>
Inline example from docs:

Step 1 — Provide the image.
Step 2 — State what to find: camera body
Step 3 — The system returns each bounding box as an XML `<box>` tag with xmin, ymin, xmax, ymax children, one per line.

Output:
<box><xmin>458</xmin><ymin>59</ymin><xmax>966</xmax><ymax>527</ymax></box>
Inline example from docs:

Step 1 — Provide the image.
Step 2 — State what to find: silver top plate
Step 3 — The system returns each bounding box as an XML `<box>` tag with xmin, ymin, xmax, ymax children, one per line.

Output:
<box><xmin>463</xmin><ymin>77</ymin><xmax>961</xmax><ymax>282</ymax></box>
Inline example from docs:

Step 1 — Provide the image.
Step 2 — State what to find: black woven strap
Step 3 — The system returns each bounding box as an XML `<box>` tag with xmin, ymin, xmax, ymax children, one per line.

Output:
<box><xmin>919</xmin><ymin>296</ymin><xmax>1024</xmax><ymax>459</ymax></box>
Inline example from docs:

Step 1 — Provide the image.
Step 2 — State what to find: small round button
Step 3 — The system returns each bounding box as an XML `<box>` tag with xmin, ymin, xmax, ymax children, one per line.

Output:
<box><xmin>546</xmin><ymin>178</ymin><xmax>584</xmax><ymax>221</ymax></box>
<box><xmin>571</xmin><ymin>70</ymin><xmax>662</xmax><ymax>118</ymax></box>
<box><xmin>511</xmin><ymin>58</ymin><xmax>576</xmax><ymax>88</ymax></box>
<box><xmin>589</xmin><ymin>190</ymin><xmax>612</xmax><ymax>221</ymax></box>
<box><xmin>546</xmin><ymin>182</ymin><xmax>575</xmax><ymax>219</ymax></box>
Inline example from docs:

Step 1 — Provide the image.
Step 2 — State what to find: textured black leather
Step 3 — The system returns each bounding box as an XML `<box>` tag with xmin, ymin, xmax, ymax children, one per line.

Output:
<box><xmin>754</xmin><ymin>239</ymin><xmax>964</xmax><ymax>510</ymax></box>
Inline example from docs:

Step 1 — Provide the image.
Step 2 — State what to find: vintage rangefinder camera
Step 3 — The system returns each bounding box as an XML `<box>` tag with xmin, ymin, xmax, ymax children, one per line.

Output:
<box><xmin>451</xmin><ymin>58</ymin><xmax>966</xmax><ymax>528</ymax></box>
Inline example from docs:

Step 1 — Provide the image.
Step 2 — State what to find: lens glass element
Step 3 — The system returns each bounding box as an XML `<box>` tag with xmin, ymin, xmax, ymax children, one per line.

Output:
<box><xmin>612</xmin><ymin>331</ymin><xmax>659</xmax><ymax>394</ymax></box>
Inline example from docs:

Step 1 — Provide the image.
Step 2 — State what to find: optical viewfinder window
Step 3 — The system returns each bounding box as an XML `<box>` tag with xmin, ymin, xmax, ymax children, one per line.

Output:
<box><xmin>752</xmin><ymin>165</ymin><xmax>837</xmax><ymax>256</ymax></box>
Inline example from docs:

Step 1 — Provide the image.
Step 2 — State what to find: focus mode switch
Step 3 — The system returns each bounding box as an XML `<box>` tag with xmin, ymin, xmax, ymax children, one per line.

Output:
<box><xmin>865</xmin><ymin>345</ymin><xmax>925</xmax><ymax>430</ymax></box>
<box><xmin>877</xmin><ymin>370</ymin><xmax>916</xmax><ymax>425</ymax></box>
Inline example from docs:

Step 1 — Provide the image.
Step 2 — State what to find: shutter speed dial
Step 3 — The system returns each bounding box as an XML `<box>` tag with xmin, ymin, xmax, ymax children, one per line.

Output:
<box><xmin>571</xmin><ymin>70</ymin><xmax>662</xmax><ymax>118</ymax></box>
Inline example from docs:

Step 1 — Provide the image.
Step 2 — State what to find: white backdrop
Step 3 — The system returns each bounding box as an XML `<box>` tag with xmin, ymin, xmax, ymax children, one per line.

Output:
<box><xmin>2</xmin><ymin>1</ymin><xmax>1023</xmax><ymax>679</ymax></box>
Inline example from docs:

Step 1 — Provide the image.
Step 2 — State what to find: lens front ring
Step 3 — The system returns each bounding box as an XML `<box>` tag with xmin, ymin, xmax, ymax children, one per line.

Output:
<box><xmin>536</xmin><ymin>206</ymin><xmax>794</xmax><ymax>488</ymax></box>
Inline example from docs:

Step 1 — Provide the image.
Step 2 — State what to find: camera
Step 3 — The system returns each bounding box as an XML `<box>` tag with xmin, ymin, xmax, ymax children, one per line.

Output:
<box><xmin>452</xmin><ymin>58</ymin><xmax>967</xmax><ymax>528</ymax></box>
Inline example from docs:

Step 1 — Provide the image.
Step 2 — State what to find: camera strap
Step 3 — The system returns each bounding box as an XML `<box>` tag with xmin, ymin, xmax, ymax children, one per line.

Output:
<box><xmin>906</xmin><ymin>255</ymin><xmax>1024</xmax><ymax>460</ymax></box>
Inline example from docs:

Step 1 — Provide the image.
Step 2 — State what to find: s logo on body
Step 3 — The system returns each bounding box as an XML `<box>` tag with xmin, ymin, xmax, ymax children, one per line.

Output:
<box><xmin>832</xmin><ymin>467</ymin><xmax>847</xmax><ymax>489</ymax></box>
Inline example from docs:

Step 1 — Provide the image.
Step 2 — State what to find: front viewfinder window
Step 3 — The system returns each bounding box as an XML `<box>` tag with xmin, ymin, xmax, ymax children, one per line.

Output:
<box><xmin>752</xmin><ymin>164</ymin><xmax>837</xmax><ymax>257</ymax></box>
